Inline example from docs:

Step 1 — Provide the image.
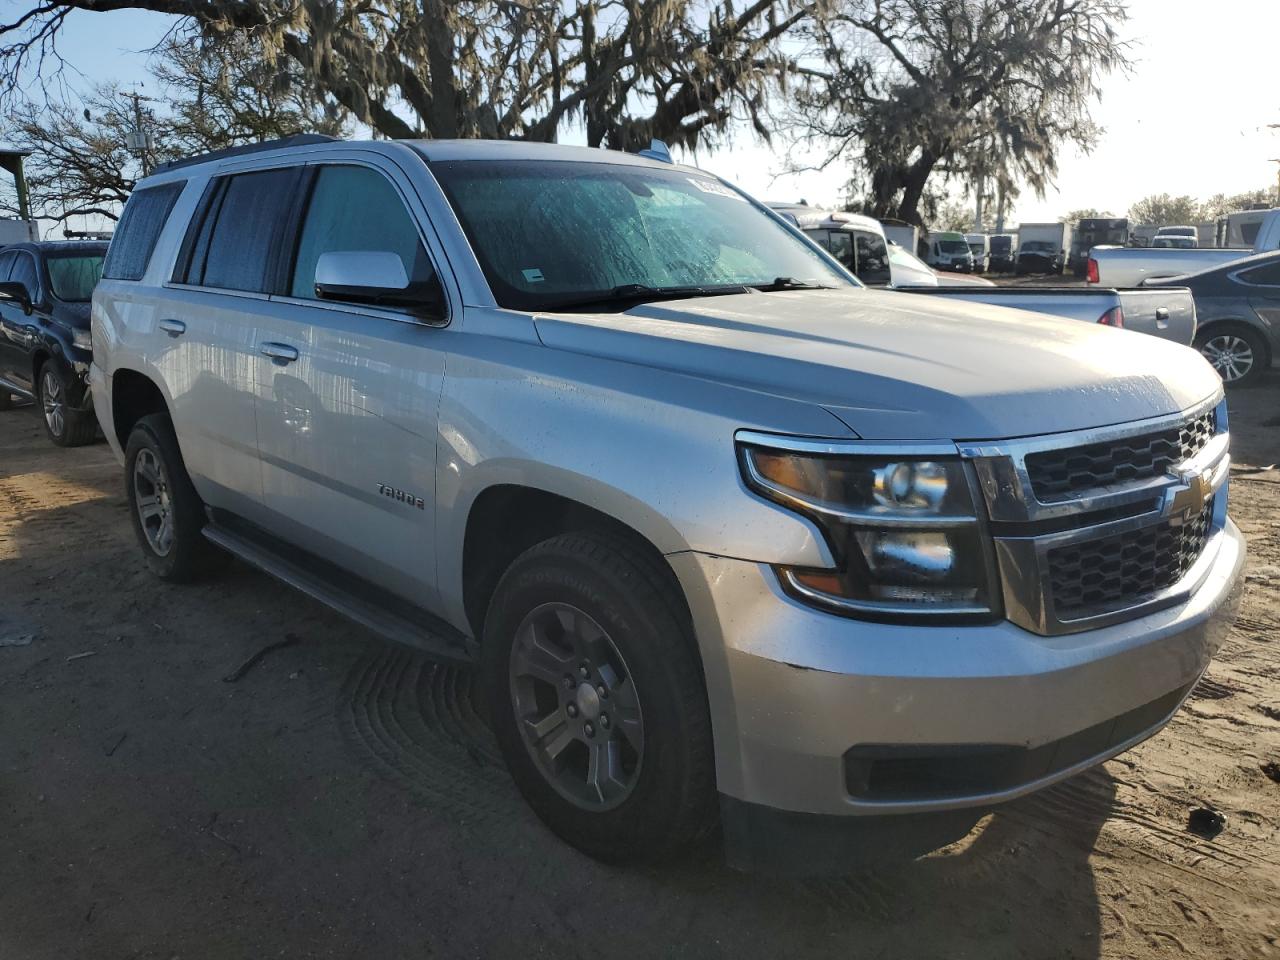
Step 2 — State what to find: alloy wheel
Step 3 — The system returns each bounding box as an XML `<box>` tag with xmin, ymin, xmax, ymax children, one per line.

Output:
<box><xmin>1200</xmin><ymin>334</ymin><xmax>1254</xmax><ymax>383</ymax></box>
<box><xmin>41</xmin><ymin>369</ymin><xmax>64</xmax><ymax>438</ymax></box>
<box><xmin>509</xmin><ymin>602</ymin><xmax>644</xmax><ymax>811</ymax></box>
<box><xmin>133</xmin><ymin>448</ymin><xmax>176</xmax><ymax>557</ymax></box>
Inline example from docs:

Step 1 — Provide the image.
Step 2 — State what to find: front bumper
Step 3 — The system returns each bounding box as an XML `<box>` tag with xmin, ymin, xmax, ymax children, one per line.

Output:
<box><xmin>670</xmin><ymin>517</ymin><xmax>1245</xmax><ymax>818</ymax></box>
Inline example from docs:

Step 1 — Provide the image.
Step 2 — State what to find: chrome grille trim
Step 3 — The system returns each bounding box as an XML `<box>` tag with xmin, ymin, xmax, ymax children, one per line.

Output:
<box><xmin>958</xmin><ymin>394</ymin><xmax>1229</xmax><ymax>636</ymax></box>
<box><xmin>959</xmin><ymin>393</ymin><xmax>1222</xmax><ymax>524</ymax></box>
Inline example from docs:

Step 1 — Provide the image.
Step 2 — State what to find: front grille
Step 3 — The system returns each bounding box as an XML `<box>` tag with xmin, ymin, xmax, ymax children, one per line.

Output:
<box><xmin>1047</xmin><ymin>504</ymin><xmax>1212</xmax><ymax>619</ymax></box>
<box><xmin>1025</xmin><ymin>411</ymin><xmax>1216</xmax><ymax>502</ymax></box>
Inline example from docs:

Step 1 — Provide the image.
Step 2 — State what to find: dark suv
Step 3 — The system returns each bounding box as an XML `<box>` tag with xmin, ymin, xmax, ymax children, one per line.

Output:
<box><xmin>0</xmin><ymin>240</ymin><xmax>108</xmax><ymax>445</ymax></box>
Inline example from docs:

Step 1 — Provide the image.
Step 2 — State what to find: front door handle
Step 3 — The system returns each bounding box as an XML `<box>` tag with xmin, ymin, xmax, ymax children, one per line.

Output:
<box><xmin>1154</xmin><ymin>307</ymin><xmax>1170</xmax><ymax>328</ymax></box>
<box><xmin>159</xmin><ymin>319</ymin><xmax>187</xmax><ymax>338</ymax></box>
<box><xmin>260</xmin><ymin>341</ymin><xmax>300</xmax><ymax>364</ymax></box>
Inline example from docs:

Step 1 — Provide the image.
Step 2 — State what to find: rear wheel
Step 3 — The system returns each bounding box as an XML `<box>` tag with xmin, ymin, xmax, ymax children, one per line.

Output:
<box><xmin>1196</xmin><ymin>324</ymin><xmax>1268</xmax><ymax>388</ymax></box>
<box><xmin>38</xmin><ymin>359</ymin><xmax>97</xmax><ymax>446</ymax></box>
<box><xmin>483</xmin><ymin>532</ymin><xmax>716</xmax><ymax>863</ymax></box>
<box><xmin>124</xmin><ymin>413</ymin><xmax>226</xmax><ymax>581</ymax></box>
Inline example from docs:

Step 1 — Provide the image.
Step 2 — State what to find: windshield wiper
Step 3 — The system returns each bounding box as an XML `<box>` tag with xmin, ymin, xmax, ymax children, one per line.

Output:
<box><xmin>538</xmin><ymin>282</ymin><xmax>749</xmax><ymax>312</ymax></box>
<box><xmin>749</xmin><ymin>276</ymin><xmax>836</xmax><ymax>292</ymax></box>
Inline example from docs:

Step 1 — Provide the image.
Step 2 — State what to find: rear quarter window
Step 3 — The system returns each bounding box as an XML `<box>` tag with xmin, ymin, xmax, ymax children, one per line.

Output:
<box><xmin>102</xmin><ymin>181</ymin><xmax>186</xmax><ymax>281</ymax></box>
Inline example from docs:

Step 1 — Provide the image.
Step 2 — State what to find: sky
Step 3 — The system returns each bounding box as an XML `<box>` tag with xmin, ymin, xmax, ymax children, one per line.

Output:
<box><xmin>6</xmin><ymin>0</ymin><xmax>1280</xmax><ymax>231</ymax></box>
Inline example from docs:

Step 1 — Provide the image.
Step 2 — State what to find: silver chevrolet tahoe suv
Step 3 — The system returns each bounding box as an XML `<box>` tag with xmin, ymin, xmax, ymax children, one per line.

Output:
<box><xmin>91</xmin><ymin>135</ymin><xmax>1246</xmax><ymax>869</ymax></box>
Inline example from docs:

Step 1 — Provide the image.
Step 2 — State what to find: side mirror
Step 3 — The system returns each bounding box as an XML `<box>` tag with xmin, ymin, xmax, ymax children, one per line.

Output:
<box><xmin>314</xmin><ymin>250</ymin><xmax>445</xmax><ymax>320</ymax></box>
<box><xmin>0</xmin><ymin>281</ymin><xmax>32</xmax><ymax>315</ymax></box>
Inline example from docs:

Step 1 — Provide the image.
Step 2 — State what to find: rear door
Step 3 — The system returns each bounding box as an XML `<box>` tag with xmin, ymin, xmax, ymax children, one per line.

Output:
<box><xmin>159</xmin><ymin>167</ymin><xmax>301</xmax><ymax>522</ymax></box>
<box><xmin>250</xmin><ymin>158</ymin><xmax>450</xmax><ymax>610</ymax></box>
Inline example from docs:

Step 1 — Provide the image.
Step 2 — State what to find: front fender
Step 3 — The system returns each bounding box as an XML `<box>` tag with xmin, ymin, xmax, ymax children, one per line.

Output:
<box><xmin>432</xmin><ymin>319</ymin><xmax>848</xmax><ymax>631</ymax></box>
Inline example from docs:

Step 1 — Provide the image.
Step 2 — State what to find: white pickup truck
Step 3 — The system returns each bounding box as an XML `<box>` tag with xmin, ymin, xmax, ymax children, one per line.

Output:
<box><xmin>1090</xmin><ymin>209</ymin><xmax>1280</xmax><ymax>287</ymax></box>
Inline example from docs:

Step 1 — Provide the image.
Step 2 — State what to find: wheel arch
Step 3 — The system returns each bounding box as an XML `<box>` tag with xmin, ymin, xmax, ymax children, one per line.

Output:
<box><xmin>109</xmin><ymin>367</ymin><xmax>173</xmax><ymax>450</ymax></box>
<box><xmin>456</xmin><ymin>481</ymin><xmax>690</xmax><ymax>643</ymax></box>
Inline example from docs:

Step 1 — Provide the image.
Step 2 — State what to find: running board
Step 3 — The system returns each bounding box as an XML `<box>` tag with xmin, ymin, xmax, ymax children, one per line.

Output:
<box><xmin>202</xmin><ymin>522</ymin><xmax>477</xmax><ymax>665</ymax></box>
<box><xmin>0</xmin><ymin>373</ymin><xmax>34</xmax><ymax>402</ymax></box>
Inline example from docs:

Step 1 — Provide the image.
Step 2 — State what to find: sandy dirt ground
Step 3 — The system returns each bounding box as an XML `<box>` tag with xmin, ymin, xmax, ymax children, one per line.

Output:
<box><xmin>1</xmin><ymin>376</ymin><xmax>1278</xmax><ymax>960</ymax></box>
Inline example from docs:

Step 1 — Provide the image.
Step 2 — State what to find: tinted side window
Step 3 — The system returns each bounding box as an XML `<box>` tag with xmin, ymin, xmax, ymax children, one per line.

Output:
<box><xmin>9</xmin><ymin>252</ymin><xmax>39</xmax><ymax>299</ymax></box>
<box><xmin>1239</xmin><ymin>261</ymin><xmax>1280</xmax><ymax>286</ymax></box>
<box><xmin>102</xmin><ymin>181</ymin><xmax>185</xmax><ymax>281</ymax></box>
<box><xmin>197</xmin><ymin>168</ymin><xmax>298</xmax><ymax>293</ymax></box>
<box><xmin>290</xmin><ymin>165</ymin><xmax>435</xmax><ymax>299</ymax></box>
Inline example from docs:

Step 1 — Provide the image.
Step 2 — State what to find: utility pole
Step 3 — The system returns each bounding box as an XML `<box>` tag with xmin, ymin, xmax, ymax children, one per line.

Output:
<box><xmin>123</xmin><ymin>87</ymin><xmax>156</xmax><ymax>177</ymax></box>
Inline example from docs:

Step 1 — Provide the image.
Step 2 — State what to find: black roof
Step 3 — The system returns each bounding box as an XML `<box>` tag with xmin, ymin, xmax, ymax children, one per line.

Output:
<box><xmin>152</xmin><ymin>134</ymin><xmax>339</xmax><ymax>174</ymax></box>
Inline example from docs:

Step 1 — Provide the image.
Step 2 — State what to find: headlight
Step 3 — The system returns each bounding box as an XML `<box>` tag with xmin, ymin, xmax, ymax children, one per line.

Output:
<box><xmin>738</xmin><ymin>438</ymin><xmax>1000</xmax><ymax>620</ymax></box>
<box><xmin>72</xmin><ymin>328</ymin><xmax>93</xmax><ymax>351</ymax></box>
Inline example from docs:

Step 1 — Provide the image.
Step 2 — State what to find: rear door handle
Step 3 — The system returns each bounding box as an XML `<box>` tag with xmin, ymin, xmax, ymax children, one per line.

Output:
<box><xmin>1155</xmin><ymin>307</ymin><xmax>1170</xmax><ymax>329</ymax></box>
<box><xmin>159</xmin><ymin>319</ymin><xmax>187</xmax><ymax>338</ymax></box>
<box><xmin>260</xmin><ymin>341</ymin><xmax>300</xmax><ymax>364</ymax></box>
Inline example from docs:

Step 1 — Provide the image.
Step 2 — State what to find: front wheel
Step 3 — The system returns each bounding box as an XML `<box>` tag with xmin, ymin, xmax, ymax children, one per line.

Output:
<box><xmin>38</xmin><ymin>359</ymin><xmax>97</xmax><ymax>446</ymax></box>
<box><xmin>483</xmin><ymin>532</ymin><xmax>716</xmax><ymax>863</ymax></box>
<box><xmin>1196</xmin><ymin>324</ymin><xmax>1268</xmax><ymax>388</ymax></box>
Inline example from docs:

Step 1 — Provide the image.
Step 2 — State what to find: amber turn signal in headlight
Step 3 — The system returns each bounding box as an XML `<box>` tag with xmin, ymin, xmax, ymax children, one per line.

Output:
<box><xmin>738</xmin><ymin>440</ymin><xmax>999</xmax><ymax>620</ymax></box>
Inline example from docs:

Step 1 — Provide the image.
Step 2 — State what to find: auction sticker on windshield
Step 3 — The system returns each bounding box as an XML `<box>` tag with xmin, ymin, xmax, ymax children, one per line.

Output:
<box><xmin>687</xmin><ymin>177</ymin><xmax>746</xmax><ymax>202</ymax></box>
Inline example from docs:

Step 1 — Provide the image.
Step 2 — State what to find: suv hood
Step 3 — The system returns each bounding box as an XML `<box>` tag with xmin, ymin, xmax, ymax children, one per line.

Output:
<box><xmin>532</xmin><ymin>288</ymin><xmax>1219</xmax><ymax>441</ymax></box>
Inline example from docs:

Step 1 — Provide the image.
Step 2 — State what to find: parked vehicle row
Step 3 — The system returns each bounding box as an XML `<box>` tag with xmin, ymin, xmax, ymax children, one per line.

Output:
<box><xmin>771</xmin><ymin>205</ymin><xmax>1196</xmax><ymax>344</ymax></box>
<box><xmin>2</xmin><ymin>136</ymin><xmax>1251</xmax><ymax>873</ymax></box>
<box><xmin>1088</xmin><ymin>209</ymin><xmax>1280</xmax><ymax>287</ymax></box>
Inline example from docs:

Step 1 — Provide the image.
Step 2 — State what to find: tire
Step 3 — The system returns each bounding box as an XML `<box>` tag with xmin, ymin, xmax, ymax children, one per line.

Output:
<box><xmin>1195</xmin><ymin>323</ymin><xmax>1269</xmax><ymax>388</ymax></box>
<box><xmin>0</xmin><ymin>390</ymin><xmax>11</xmax><ymax>411</ymax></box>
<box><xmin>38</xmin><ymin>358</ymin><xmax>98</xmax><ymax>446</ymax></box>
<box><xmin>483</xmin><ymin>531</ymin><xmax>716</xmax><ymax>864</ymax></box>
<box><xmin>124</xmin><ymin>413</ymin><xmax>226</xmax><ymax>581</ymax></box>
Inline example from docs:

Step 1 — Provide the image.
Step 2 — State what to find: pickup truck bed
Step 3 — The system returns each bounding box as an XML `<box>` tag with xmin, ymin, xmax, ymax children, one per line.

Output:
<box><xmin>901</xmin><ymin>285</ymin><xmax>1197</xmax><ymax>345</ymax></box>
<box><xmin>1088</xmin><ymin>246</ymin><xmax>1253</xmax><ymax>288</ymax></box>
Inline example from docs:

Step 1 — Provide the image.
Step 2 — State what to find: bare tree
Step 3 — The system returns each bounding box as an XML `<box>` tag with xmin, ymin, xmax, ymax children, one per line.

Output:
<box><xmin>0</xmin><ymin>33</ymin><xmax>348</xmax><ymax>226</ymax></box>
<box><xmin>791</xmin><ymin>0</ymin><xmax>1130</xmax><ymax>226</ymax></box>
<box><xmin>2</xmin><ymin>1</ymin><xmax>814</xmax><ymax>151</ymax></box>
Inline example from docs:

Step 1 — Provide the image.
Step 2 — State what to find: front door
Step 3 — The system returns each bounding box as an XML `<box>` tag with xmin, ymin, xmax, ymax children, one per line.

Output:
<box><xmin>252</xmin><ymin>160</ymin><xmax>449</xmax><ymax>611</ymax></box>
<box><xmin>0</xmin><ymin>251</ymin><xmax>43</xmax><ymax>392</ymax></box>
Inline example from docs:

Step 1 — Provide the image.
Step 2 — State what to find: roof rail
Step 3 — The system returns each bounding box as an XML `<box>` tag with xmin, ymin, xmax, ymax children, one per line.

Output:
<box><xmin>151</xmin><ymin>134</ymin><xmax>340</xmax><ymax>174</ymax></box>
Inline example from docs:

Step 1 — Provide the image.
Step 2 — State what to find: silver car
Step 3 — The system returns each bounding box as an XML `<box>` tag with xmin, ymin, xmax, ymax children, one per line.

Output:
<box><xmin>91</xmin><ymin>137</ymin><xmax>1245</xmax><ymax>869</ymax></box>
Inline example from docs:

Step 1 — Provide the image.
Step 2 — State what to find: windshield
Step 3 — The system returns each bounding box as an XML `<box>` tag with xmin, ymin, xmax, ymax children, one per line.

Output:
<box><xmin>938</xmin><ymin>240</ymin><xmax>969</xmax><ymax>254</ymax></box>
<box><xmin>46</xmin><ymin>252</ymin><xmax>106</xmax><ymax>302</ymax></box>
<box><xmin>430</xmin><ymin>159</ymin><xmax>852</xmax><ymax>310</ymax></box>
<box><xmin>1022</xmin><ymin>241</ymin><xmax>1055</xmax><ymax>253</ymax></box>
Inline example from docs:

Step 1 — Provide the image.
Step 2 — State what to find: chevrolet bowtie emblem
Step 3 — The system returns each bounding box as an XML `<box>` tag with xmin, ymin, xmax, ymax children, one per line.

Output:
<box><xmin>1160</xmin><ymin>467</ymin><xmax>1212</xmax><ymax>526</ymax></box>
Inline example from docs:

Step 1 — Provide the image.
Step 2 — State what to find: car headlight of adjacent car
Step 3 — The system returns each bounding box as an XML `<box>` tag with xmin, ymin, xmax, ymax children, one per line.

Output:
<box><xmin>737</xmin><ymin>436</ymin><xmax>1001</xmax><ymax>621</ymax></box>
<box><xmin>72</xmin><ymin>328</ymin><xmax>93</xmax><ymax>351</ymax></box>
